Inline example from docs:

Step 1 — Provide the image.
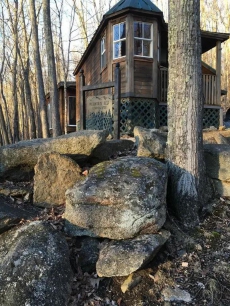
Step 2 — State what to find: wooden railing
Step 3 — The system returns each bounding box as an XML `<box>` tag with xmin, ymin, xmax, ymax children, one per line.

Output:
<box><xmin>160</xmin><ymin>67</ymin><xmax>219</xmax><ymax>106</ymax></box>
<box><xmin>203</xmin><ymin>74</ymin><xmax>216</xmax><ymax>105</ymax></box>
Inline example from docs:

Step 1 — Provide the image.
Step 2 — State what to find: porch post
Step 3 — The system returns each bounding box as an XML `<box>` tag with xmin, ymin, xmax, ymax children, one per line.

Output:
<box><xmin>79</xmin><ymin>69</ymin><xmax>86</xmax><ymax>130</ymax></box>
<box><xmin>114</xmin><ymin>63</ymin><xmax>121</xmax><ymax>139</ymax></box>
<box><xmin>216</xmin><ymin>41</ymin><xmax>221</xmax><ymax>106</ymax></box>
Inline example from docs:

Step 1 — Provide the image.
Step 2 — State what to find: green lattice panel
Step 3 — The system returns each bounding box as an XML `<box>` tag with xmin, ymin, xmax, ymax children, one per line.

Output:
<box><xmin>159</xmin><ymin>105</ymin><xmax>219</xmax><ymax>129</ymax></box>
<box><xmin>120</xmin><ymin>98</ymin><xmax>157</xmax><ymax>134</ymax></box>
<box><xmin>159</xmin><ymin>105</ymin><xmax>167</xmax><ymax>127</ymax></box>
<box><xmin>203</xmin><ymin>108</ymin><xmax>219</xmax><ymax>128</ymax></box>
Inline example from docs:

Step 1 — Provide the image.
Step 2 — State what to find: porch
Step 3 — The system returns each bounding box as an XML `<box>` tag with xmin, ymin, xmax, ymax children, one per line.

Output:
<box><xmin>159</xmin><ymin>67</ymin><xmax>222</xmax><ymax>128</ymax></box>
<box><xmin>159</xmin><ymin>67</ymin><xmax>218</xmax><ymax>105</ymax></box>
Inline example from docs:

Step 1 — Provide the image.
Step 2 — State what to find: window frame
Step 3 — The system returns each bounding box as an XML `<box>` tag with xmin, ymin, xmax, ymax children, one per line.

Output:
<box><xmin>113</xmin><ymin>22</ymin><xmax>126</xmax><ymax>59</ymax></box>
<box><xmin>101</xmin><ymin>35</ymin><xmax>106</xmax><ymax>69</ymax></box>
<box><xmin>133</xmin><ymin>21</ymin><xmax>153</xmax><ymax>58</ymax></box>
<box><xmin>68</xmin><ymin>96</ymin><xmax>76</xmax><ymax>126</ymax></box>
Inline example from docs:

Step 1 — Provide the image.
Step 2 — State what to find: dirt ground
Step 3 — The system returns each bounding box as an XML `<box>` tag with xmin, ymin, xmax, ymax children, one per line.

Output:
<box><xmin>1</xmin><ymin>182</ymin><xmax>230</xmax><ymax>306</ymax></box>
<box><xmin>66</xmin><ymin>197</ymin><xmax>230</xmax><ymax>306</ymax></box>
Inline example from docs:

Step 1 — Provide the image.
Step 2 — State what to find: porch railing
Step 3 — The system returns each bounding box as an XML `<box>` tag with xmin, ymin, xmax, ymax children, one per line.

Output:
<box><xmin>160</xmin><ymin>67</ymin><xmax>218</xmax><ymax>105</ymax></box>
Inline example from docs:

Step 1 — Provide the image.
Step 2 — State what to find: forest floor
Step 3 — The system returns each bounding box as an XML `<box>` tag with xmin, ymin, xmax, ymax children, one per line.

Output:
<box><xmin>65</xmin><ymin>196</ymin><xmax>230</xmax><ymax>306</ymax></box>
<box><xmin>2</xmin><ymin>182</ymin><xmax>230</xmax><ymax>306</ymax></box>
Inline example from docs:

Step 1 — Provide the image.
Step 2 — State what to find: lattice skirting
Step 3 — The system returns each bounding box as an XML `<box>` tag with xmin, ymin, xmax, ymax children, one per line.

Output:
<box><xmin>159</xmin><ymin>105</ymin><xmax>220</xmax><ymax>128</ymax></box>
<box><xmin>203</xmin><ymin>108</ymin><xmax>220</xmax><ymax>128</ymax></box>
<box><xmin>120</xmin><ymin>98</ymin><xmax>158</xmax><ymax>135</ymax></box>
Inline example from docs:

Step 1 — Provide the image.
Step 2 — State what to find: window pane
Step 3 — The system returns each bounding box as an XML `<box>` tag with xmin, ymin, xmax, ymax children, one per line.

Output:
<box><xmin>114</xmin><ymin>42</ymin><xmax>120</xmax><ymax>58</ymax></box>
<box><xmin>120</xmin><ymin>23</ymin><xmax>126</xmax><ymax>39</ymax></box>
<box><xmin>143</xmin><ymin>40</ymin><xmax>151</xmax><ymax>56</ymax></box>
<box><xmin>134</xmin><ymin>39</ymin><xmax>142</xmax><ymax>55</ymax></box>
<box><xmin>120</xmin><ymin>40</ymin><xmax>126</xmax><ymax>56</ymax></box>
<box><xmin>134</xmin><ymin>22</ymin><xmax>142</xmax><ymax>38</ymax></box>
<box><xmin>113</xmin><ymin>24</ymin><xmax>119</xmax><ymax>41</ymax></box>
<box><xmin>69</xmin><ymin>97</ymin><xmax>76</xmax><ymax>125</ymax></box>
<box><xmin>101</xmin><ymin>53</ymin><xmax>106</xmax><ymax>68</ymax></box>
<box><xmin>144</xmin><ymin>24</ymin><xmax>151</xmax><ymax>39</ymax></box>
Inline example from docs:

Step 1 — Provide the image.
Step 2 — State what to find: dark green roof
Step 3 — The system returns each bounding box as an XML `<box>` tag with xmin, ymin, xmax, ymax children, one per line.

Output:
<box><xmin>105</xmin><ymin>0</ymin><xmax>162</xmax><ymax>16</ymax></box>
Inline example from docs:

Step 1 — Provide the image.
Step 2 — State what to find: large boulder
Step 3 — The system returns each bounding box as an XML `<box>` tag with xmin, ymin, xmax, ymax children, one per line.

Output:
<box><xmin>33</xmin><ymin>152</ymin><xmax>83</xmax><ymax>208</ymax></box>
<box><xmin>64</xmin><ymin>157</ymin><xmax>167</xmax><ymax>240</ymax></box>
<box><xmin>0</xmin><ymin>221</ymin><xmax>72</xmax><ymax>306</ymax></box>
<box><xmin>0</xmin><ymin>130</ymin><xmax>108</xmax><ymax>181</ymax></box>
<box><xmin>204</xmin><ymin>144</ymin><xmax>230</xmax><ymax>196</ymax></box>
<box><xmin>134</xmin><ymin>126</ymin><xmax>167</xmax><ymax>159</ymax></box>
<box><xmin>96</xmin><ymin>230</ymin><xmax>170</xmax><ymax>277</ymax></box>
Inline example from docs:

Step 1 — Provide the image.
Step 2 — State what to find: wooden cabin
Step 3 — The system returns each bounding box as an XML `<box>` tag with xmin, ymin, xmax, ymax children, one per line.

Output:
<box><xmin>46</xmin><ymin>81</ymin><xmax>76</xmax><ymax>134</ymax></box>
<box><xmin>73</xmin><ymin>0</ymin><xmax>229</xmax><ymax>134</ymax></box>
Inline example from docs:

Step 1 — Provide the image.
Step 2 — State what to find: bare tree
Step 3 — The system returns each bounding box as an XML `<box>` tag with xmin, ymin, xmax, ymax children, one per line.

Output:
<box><xmin>167</xmin><ymin>0</ymin><xmax>206</xmax><ymax>227</ymax></box>
<box><xmin>29</xmin><ymin>0</ymin><xmax>49</xmax><ymax>138</ymax></box>
<box><xmin>6</xmin><ymin>0</ymin><xmax>20</xmax><ymax>143</ymax></box>
<box><xmin>43</xmin><ymin>0</ymin><xmax>62</xmax><ymax>137</ymax></box>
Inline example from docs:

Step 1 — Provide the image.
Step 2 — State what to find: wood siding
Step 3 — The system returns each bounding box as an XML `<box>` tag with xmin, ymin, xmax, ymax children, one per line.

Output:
<box><xmin>134</xmin><ymin>60</ymin><xmax>153</xmax><ymax>97</ymax></box>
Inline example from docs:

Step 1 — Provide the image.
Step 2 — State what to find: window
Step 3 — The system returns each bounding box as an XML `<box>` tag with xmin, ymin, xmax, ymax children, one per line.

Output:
<box><xmin>68</xmin><ymin>96</ymin><xmax>76</xmax><ymax>126</ymax></box>
<box><xmin>134</xmin><ymin>22</ymin><xmax>152</xmax><ymax>57</ymax></box>
<box><xmin>113</xmin><ymin>22</ymin><xmax>126</xmax><ymax>59</ymax></box>
<box><xmin>101</xmin><ymin>36</ymin><xmax>106</xmax><ymax>69</ymax></box>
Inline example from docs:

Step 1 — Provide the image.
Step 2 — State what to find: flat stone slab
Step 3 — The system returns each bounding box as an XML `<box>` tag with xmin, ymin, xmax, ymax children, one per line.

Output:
<box><xmin>96</xmin><ymin>230</ymin><xmax>170</xmax><ymax>277</ymax></box>
<box><xmin>0</xmin><ymin>130</ymin><xmax>108</xmax><ymax>181</ymax></box>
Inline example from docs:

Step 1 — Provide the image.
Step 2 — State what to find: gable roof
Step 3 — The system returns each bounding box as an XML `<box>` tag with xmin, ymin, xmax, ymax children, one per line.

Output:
<box><xmin>105</xmin><ymin>0</ymin><xmax>162</xmax><ymax>16</ymax></box>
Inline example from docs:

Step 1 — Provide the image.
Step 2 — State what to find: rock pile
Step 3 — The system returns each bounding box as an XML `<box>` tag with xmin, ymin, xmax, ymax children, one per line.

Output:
<box><xmin>64</xmin><ymin>156</ymin><xmax>170</xmax><ymax>277</ymax></box>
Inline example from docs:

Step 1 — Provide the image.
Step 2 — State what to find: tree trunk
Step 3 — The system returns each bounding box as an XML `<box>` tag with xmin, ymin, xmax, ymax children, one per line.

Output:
<box><xmin>43</xmin><ymin>0</ymin><xmax>62</xmax><ymax>137</ymax></box>
<box><xmin>167</xmin><ymin>0</ymin><xmax>205</xmax><ymax>227</ymax></box>
<box><xmin>29</xmin><ymin>0</ymin><xmax>49</xmax><ymax>138</ymax></box>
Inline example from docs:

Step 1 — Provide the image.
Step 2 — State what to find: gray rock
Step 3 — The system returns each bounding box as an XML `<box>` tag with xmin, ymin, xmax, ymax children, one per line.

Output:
<box><xmin>0</xmin><ymin>183</ymin><xmax>32</xmax><ymax>200</ymax></box>
<box><xmin>64</xmin><ymin>220</ymin><xmax>98</xmax><ymax>237</ymax></box>
<box><xmin>162</xmin><ymin>287</ymin><xmax>192</xmax><ymax>303</ymax></box>
<box><xmin>204</xmin><ymin>144</ymin><xmax>230</xmax><ymax>181</ymax></box>
<box><xmin>0</xmin><ymin>130</ymin><xmax>108</xmax><ymax>181</ymax></box>
<box><xmin>91</xmin><ymin>139</ymin><xmax>135</xmax><ymax>162</ymax></box>
<box><xmin>134</xmin><ymin>126</ymin><xmax>167</xmax><ymax>159</ymax></box>
<box><xmin>0</xmin><ymin>221</ymin><xmax>73</xmax><ymax>306</ymax></box>
<box><xmin>96</xmin><ymin>230</ymin><xmax>170</xmax><ymax>277</ymax></box>
<box><xmin>33</xmin><ymin>152</ymin><xmax>83</xmax><ymax>207</ymax></box>
<box><xmin>78</xmin><ymin>237</ymin><xmax>100</xmax><ymax>273</ymax></box>
<box><xmin>64</xmin><ymin>157</ymin><xmax>167</xmax><ymax>240</ymax></box>
<box><xmin>0</xmin><ymin>200</ymin><xmax>40</xmax><ymax>234</ymax></box>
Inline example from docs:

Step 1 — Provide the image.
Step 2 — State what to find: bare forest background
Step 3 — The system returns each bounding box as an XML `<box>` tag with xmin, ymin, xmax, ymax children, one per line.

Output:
<box><xmin>0</xmin><ymin>0</ymin><xmax>229</xmax><ymax>145</ymax></box>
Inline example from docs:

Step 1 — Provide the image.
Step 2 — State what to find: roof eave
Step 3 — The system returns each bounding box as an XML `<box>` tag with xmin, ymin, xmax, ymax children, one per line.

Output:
<box><xmin>73</xmin><ymin>16</ymin><xmax>109</xmax><ymax>76</ymax></box>
<box><xmin>73</xmin><ymin>8</ymin><xmax>165</xmax><ymax>76</ymax></box>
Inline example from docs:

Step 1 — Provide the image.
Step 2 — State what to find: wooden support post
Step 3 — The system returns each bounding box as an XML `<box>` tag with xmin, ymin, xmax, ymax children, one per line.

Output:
<box><xmin>79</xmin><ymin>69</ymin><xmax>86</xmax><ymax>130</ymax></box>
<box><xmin>114</xmin><ymin>63</ymin><xmax>121</xmax><ymax>139</ymax></box>
<box><xmin>216</xmin><ymin>41</ymin><xmax>221</xmax><ymax>106</ymax></box>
